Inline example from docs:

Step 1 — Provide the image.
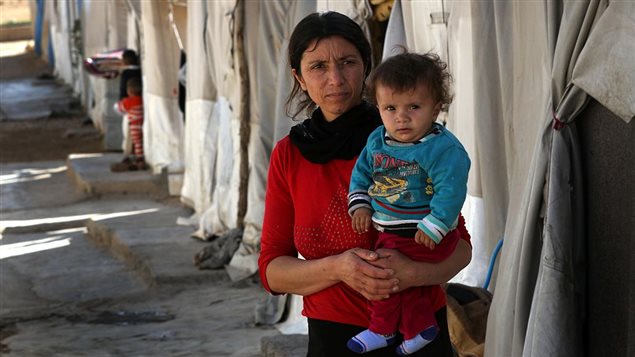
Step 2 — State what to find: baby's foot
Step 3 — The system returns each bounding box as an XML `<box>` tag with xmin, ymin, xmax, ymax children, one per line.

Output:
<box><xmin>346</xmin><ymin>329</ymin><xmax>396</xmax><ymax>354</ymax></box>
<box><xmin>396</xmin><ymin>325</ymin><xmax>439</xmax><ymax>355</ymax></box>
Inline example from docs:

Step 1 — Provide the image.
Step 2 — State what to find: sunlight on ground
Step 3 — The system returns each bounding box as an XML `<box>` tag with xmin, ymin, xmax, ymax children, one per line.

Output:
<box><xmin>0</xmin><ymin>208</ymin><xmax>160</xmax><ymax>258</ymax></box>
<box><xmin>46</xmin><ymin>227</ymin><xmax>87</xmax><ymax>235</ymax></box>
<box><xmin>0</xmin><ymin>207</ymin><xmax>160</xmax><ymax>233</ymax></box>
<box><xmin>0</xmin><ymin>39</ymin><xmax>33</xmax><ymax>57</ymax></box>
<box><xmin>0</xmin><ymin>235</ymin><xmax>72</xmax><ymax>259</ymax></box>
<box><xmin>0</xmin><ymin>165</ymin><xmax>67</xmax><ymax>185</ymax></box>
<box><xmin>68</xmin><ymin>153</ymin><xmax>104</xmax><ymax>159</ymax></box>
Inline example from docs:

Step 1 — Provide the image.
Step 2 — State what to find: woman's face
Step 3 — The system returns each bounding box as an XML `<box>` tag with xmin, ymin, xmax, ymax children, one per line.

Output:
<box><xmin>292</xmin><ymin>36</ymin><xmax>365</xmax><ymax>122</ymax></box>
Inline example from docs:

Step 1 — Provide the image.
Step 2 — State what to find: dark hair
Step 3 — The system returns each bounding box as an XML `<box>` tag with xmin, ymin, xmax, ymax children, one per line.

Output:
<box><xmin>368</xmin><ymin>50</ymin><xmax>453</xmax><ymax>111</ymax></box>
<box><xmin>286</xmin><ymin>11</ymin><xmax>372</xmax><ymax>119</ymax></box>
<box><xmin>122</xmin><ymin>49</ymin><xmax>139</xmax><ymax>65</ymax></box>
<box><xmin>126</xmin><ymin>77</ymin><xmax>142</xmax><ymax>96</ymax></box>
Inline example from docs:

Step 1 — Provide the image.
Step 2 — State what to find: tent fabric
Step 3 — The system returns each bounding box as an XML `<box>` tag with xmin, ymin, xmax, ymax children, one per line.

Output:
<box><xmin>180</xmin><ymin>0</ymin><xmax>216</xmax><ymax>216</ymax></box>
<box><xmin>457</xmin><ymin>0</ymin><xmax>552</xmax><ymax>290</ymax></box>
<box><xmin>317</xmin><ymin>0</ymin><xmax>373</xmax><ymax>39</ymax></box>
<box><xmin>47</xmin><ymin>1</ymin><xmax>74</xmax><ymax>91</ymax></box>
<box><xmin>183</xmin><ymin>0</ymin><xmax>245</xmax><ymax>237</ymax></box>
<box><xmin>398</xmin><ymin>0</ymin><xmax>449</xmax><ymax>61</ymax></box>
<box><xmin>182</xmin><ymin>0</ymin><xmax>245</xmax><ymax>237</ymax></box>
<box><xmin>381</xmin><ymin>0</ymin><xmax>406</xmax><ymax>59</ymax></box>
<box><xmin>139</xmin><ymin>1</ymin><xmax>184</xmax><ymax>171</ymax></box>
<box><xmin>443</xmin><ymin>2</ymin><xmax>489</xmax><ymax>288</ymax></box>
<box><xmin>486</xmin><ymin>1</ymin><xmax>610</xmax><ymax>356</ymax></box>
<box><xmin>229</xmin><ymin>0</ymin><xmax>289</xmax><ymax>280</ymax></box>
<box><xmin>571</xmin><ymin>1</ymin><xmax>635</xmax><ymax>123</ymax></box>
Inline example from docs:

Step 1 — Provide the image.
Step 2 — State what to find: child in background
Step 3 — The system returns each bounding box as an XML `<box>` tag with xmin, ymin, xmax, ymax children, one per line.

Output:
<box><xmin>347</xmin><ymin>51</ymin><xmax>470</xmax><ymax>355</ymax></box>
<box><xmin>119</xmin><ymin>49</ymin><xmax>142</xmax><ymax>101</ymax></box>
<box><xmin>110</xmin><ymin>49</ymin><xmax>142</xmax><ymax>171</ymax></box>
<box><xmin>111</xmin><ymin>77</ymin><xmax>146</xmax><ymax>171</ymax></box>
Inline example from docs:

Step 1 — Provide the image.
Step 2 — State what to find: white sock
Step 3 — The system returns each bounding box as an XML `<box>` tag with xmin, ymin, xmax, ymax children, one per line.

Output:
<box><xmin>396</xmin><ymin>325</ymin><xmax>439</xmax><ymax>355</ymax></box>
<box><xmin>346</xmin><ymin>329</ymin><xmax>397</xmax><ymax>354</ymax></box>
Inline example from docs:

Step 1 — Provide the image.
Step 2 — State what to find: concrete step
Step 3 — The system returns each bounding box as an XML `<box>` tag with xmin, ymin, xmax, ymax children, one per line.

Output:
<box><xmin>85</xmin><ymin>210</ymin><xmax>229</xmax><ymax>287</ymax></box>
<box><xmin>67</xmin><ymin>153</ymin><xmax>169</xmax><ymax>198</ymax></box>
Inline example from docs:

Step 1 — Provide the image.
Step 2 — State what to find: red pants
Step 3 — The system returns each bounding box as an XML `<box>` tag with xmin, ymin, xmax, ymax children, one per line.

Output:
<box><xmin>368</xmin><ymin>230</ymin><xmax>459</xmax><ymax>339</ymax></box>
<box><xmin>129</xmin><ymin>118</ymin><xmax>143</xmax><ymax>158</ymax></box>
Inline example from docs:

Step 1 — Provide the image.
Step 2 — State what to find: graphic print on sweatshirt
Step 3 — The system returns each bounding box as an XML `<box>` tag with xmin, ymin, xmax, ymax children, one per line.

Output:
<box><xmin>369</xmin><ymin>154</ymin><xmax>431</xmax><ymax>205</ymax></box>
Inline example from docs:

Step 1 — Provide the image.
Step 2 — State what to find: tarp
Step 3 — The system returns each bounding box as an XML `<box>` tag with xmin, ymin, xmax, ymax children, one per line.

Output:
<box><xmin>180</xmin><ymin>0</ymin><xmax>216</xmax><ymax>216</ymax></box>
<box><xmin>139</xmin><ymin>1</ymin><xmax>183</xmax><ymax>171</ymax></box>
<box><xmin>181</xmin><ymin>0</ymin><xmax>244</xmax><ymax>239</ymax></box>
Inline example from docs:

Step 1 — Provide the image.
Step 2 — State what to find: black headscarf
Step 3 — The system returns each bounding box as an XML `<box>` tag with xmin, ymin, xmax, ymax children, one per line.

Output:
<box><xmin>289</xmin><ymin>102</ymin><xmax>382</xmax><ymax>164</ymax></box>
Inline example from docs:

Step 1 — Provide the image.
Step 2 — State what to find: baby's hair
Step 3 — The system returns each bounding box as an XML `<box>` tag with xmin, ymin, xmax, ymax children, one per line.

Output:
<box><xmin>368</xmin><ymin>48</ymin><xmax>453</xmax><ymax>111</ymax></box>
<box><xmin>126</xmin><ymin>77</ymin><xmax>142</xmax><ymax>96</ymax></box>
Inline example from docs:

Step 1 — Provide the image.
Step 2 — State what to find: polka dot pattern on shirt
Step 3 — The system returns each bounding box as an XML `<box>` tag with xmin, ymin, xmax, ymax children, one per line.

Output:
<box><xmin>295</xmin><ymin>185</ymin><xmax>373</xmax><ymax>259</ymax></box>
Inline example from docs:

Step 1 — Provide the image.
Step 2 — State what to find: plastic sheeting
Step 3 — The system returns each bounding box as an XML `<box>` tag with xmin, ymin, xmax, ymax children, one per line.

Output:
<box><xmin>181</xmin><ymin>0</ymin><xmax>244</xmax><ymax>237</ymax></box>
<box><xmin>139</xmin><ymin>1</ymin><xmax>183</xmax><ymax>171</ymax></box>
<box><xmin>180</xmin><ymin>1</ymin><xmax>214</xmax><ymax>216</ymax></box>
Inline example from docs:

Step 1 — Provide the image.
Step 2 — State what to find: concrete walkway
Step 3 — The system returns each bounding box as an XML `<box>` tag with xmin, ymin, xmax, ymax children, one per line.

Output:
<box><xmin>65</xmin><ymin>154</ymin><xmax>309</xmax><ymax>356</ymax></box>
<box><xmin>1</xmin><ymin>156</ymin><xmax>306</xmax><ymax>356</ymax></box>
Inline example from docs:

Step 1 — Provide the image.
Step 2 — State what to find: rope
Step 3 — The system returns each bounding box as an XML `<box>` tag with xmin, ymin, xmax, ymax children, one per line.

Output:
<box><xmin>484</xmin><ymin>238</ymin><xmax>504</xmax><ymax>290</ymax></box>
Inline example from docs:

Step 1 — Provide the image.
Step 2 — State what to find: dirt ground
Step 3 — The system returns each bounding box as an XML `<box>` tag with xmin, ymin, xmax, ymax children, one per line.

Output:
<box><xmin>0</xmin><ymin>43</ymin><xmax>104</xmax><ymax>163</ymax></box>
<box><xmin>0</xmin><ymin>117</ymin><xmax>103</xmax><ymax>163</ymax></box>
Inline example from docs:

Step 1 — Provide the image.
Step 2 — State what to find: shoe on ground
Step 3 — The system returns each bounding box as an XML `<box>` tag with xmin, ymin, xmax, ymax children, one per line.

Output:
<box><xmin>135</xmin><ymin>159</ymin><xmax>148</xmax><ymax>171</ymax></box>
<box><xmin>110</xmin><ymin>157</ymin><xmax>139</xmax><ymax>172</ymax></box>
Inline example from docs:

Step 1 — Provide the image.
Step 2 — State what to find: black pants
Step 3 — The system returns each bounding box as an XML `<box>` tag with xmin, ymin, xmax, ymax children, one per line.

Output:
<box><xmin>307</xmin><ymin>307</ymin><xmax>455</xmax><ymax>357</ymax></box>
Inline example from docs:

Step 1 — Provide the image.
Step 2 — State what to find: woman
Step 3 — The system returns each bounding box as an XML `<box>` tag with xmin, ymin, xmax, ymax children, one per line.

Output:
<box><xmin>257</xmin><ymin>11</ymin><xmax>472</xmax><ymax>357</ymax></box>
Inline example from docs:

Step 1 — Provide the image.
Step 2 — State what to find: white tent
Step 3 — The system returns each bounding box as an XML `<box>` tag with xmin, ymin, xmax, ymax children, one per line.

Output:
<box><xmin>139</xmin><ymin>1</ymin><xmax>184</xmax><ymax>172</ymax></box>
<box><xmin>40</xmin><ymin>0</ymin><xmax>634</xmax><ymax>355</ymax></box>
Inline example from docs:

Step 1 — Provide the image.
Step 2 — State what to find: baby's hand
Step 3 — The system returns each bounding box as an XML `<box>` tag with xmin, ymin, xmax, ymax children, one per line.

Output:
<box><xmin>415</xmin><ymin>229</ymin><xmax>436</xmax><ymax>250</ymax></box>
<box><xmin>351</xmin><ymin>208</ymin><xmax>372</xmax><ymax>234</ymax></box>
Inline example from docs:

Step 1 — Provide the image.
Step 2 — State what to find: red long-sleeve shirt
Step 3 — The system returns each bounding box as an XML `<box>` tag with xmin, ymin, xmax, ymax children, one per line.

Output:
<box><xmin>258</xmin><ymin>136</ymin><xmax>471</xmax><ymax>327</ymax></box>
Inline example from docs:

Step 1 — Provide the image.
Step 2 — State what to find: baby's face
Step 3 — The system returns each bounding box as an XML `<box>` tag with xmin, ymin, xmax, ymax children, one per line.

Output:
<box><xmin>376</xmin><ymin>83</ymin><xmax>441</xmax><ymax>143</ymax></box>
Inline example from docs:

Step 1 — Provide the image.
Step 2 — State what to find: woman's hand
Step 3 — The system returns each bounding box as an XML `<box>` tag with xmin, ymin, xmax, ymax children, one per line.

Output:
<box><xmin>372</xmin><ymin>239</ymin><xmax>472</xmax><ymax>292</ymax></box>
<box><xmin>337</xmin><ymin>248</ymin><xmax>399</xmax><ymax>301</ymax></box>
<box><xmin>266</xmin><ymin>248</ymin><xmax>399</xmax><ymax>300</ymax></box>
<box><xmin>371</xmin><ymin>248</ymin><xmax>419</xmax><ymax>291</ymax></box>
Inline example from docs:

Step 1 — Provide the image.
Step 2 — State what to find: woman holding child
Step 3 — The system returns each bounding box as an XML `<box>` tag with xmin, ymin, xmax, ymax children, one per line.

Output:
<box><xmin>257</xmin><ymin>11</ymin><xmax>472</xmax><ymax>356</ymax></box>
